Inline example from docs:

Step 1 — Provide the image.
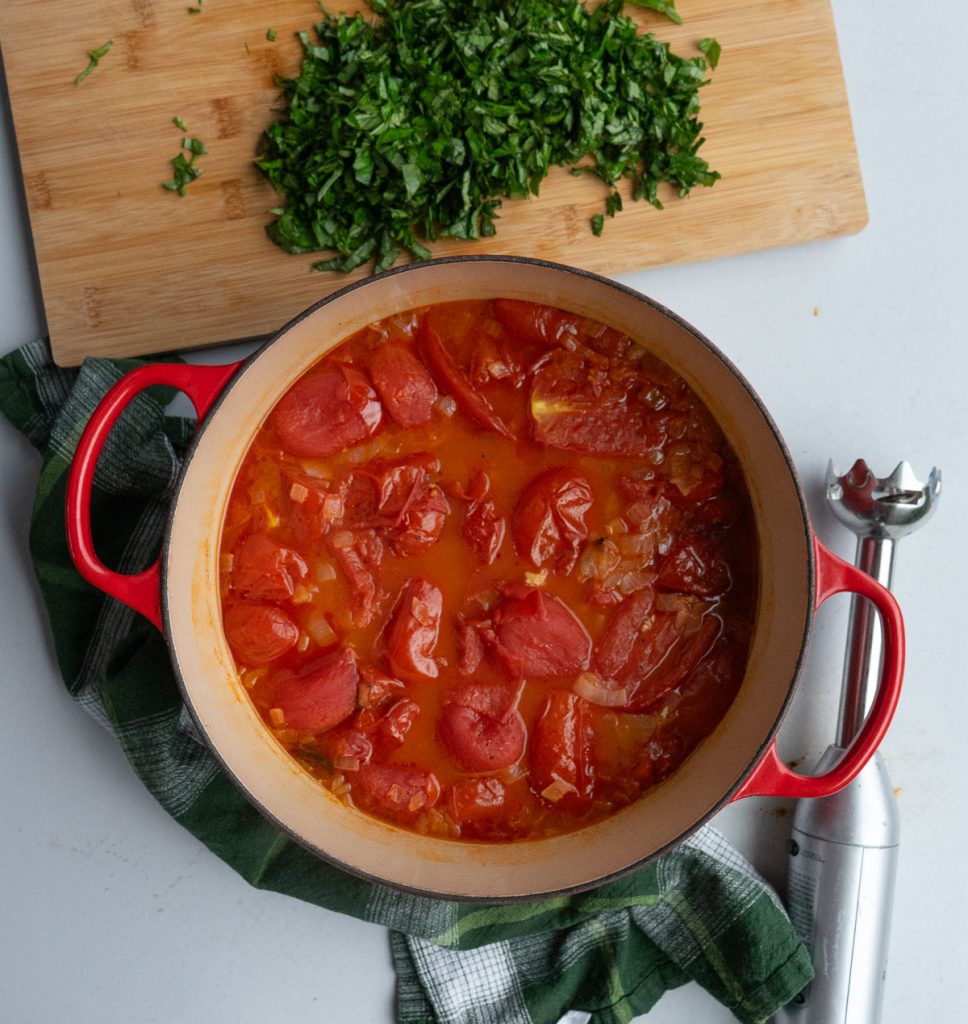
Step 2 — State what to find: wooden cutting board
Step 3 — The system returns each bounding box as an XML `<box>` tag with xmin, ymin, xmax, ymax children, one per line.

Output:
<box><xmin>0</xmin><ymin>0</ymin><xmax>866</xmax><ymax>366</ymax></box>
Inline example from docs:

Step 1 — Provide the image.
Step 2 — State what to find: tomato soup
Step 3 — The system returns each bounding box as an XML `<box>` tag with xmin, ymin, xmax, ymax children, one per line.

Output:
<box><xmin>218</xmin><ymin>300</ymin><xmax>757</xmax><ymax>841</ymax></box>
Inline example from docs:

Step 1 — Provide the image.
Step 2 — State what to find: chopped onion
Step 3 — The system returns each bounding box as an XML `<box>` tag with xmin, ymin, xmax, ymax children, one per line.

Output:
<box><xmin>300</xmin><ymin>462</ymin><xmax>332</xmax><ymax>480</ymax></box>
<box><xmin>289</xmin><ymin>482</ymin><xmax>309</xmax><ymax>504</ymax></box>
<box><xmin>314</xmin><ymin>562</ymin><xmax>337</xmax><ymax>584</ymax></box>
<box><xmin>219</xmin><ymin>553</ymin><xmax>234</xmax><ymax>574</ymax></box>
<box><xmin>333</xmin><ymin>755</ymin><xmax>361</xmax><ymax>773</ymax></box>
<box><xmin>296</xmin><ymin>632</ymin><xmax>311</xmax><ymax>653</ymax></box>
<box><xmin>577</xmin><ymin>539</ymin><xmax>621</xmax><ymax>582</ymax></box>
<box><xmin>437</xmin><ymin>395</ymin><xmax>458</xmax><ymax>417</ymax></box>
<box><xmin>487</xmin><ymin>360</ymin><xmax>512</xmax><ymax>379</ymax></box>
<box><xmin>524</xmin><ymin>569</ymin><xmax>548</xmax><ymax>587</ymax></box>
<box><xmin>540</xmin><ymin>775</ymin><xmax>578</xmax><ymax>803</ymax></box>
<box><xmin>322</xmin><ymin>493</ymin><xmax>344</xmax><ymax>520</ymax></box>
<box><xmin>357</xmin><ymin>683</ymin><xmax>373</xmax><ymax>708</ymax></box>
<box><xmin>624</xmin><ymin>501</ymin><xmax>653</xmax><ymax>527</ymax></box>
<box><xmin>605</xmin><ymin>517</ymin><xmax>627</xmax><ymax>536</ymax></box>
<box><xmin>331</xmin><ymin>530</ymin><xmax>354</xmax><ymax>549</ymax></box>
<box><xmin>268</xmin><ymin>707</ymin><xmax>285</xmax><ymax>727</ymax></box>
<box><xmin>574</xmin><ymin>671</ymin><xmax>630</xmax><ymax>707</ymax></box>
<box><xmin>306</xmin><ymin>612</ymin><xmax>337</xmax><ymax>648</ymax></box>
<box><xmin>407</xmin><ymin>791</ymin><xmax>428</xmax><ymax>813</ymax></box>
<box><xmin>291</xmin><ymin>584</ymin><xmax>314</xmax><ymax>606</ymax></box>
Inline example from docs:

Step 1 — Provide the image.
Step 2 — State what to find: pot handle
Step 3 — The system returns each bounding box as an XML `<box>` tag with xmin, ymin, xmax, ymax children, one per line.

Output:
<box><xmin>731</xmin><ymin>535</ymin><xmax>905</xmax><ymax>800</ymax></box>
<box><xmin>65</xmin><ymin>361</ymin><xmax>242</xmax><ymax>632</ymax></box>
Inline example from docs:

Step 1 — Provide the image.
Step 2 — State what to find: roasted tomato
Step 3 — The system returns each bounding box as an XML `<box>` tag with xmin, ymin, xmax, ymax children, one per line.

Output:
<box><xmin>491</xmin><ymin>588</ymin><xmax>592</xmax><ymax>679</ymax></box>
<box><xmin>231</xmin><ymin>533</ymin><xmax>308</xmax><ymax>602</ymax></box>
<box><xmin>530</xmin><ymin>690</ymin><xmax>596</xmax><ymax>813</ymax></box>
<box><xmin>272</xmin><ymin>365</ymin><xmax>382</xmax><ymax>457</ymax></box>
<box><xmin>383</xmin><ymin>577</ymin><xmax>443</xmax><ymax>682</ymax></box>
<box><xmin>269</xmin><ymin>647</ymin><xmax>359</xmax><ymax>732</ymax></box>
<box><xmin>377</xmin><ymin>697</ymin><xmax>421</xmax><ymax>746</ymax></box>
<box><xmin>331</xmin><ymin>529</ymin><xmax>386</xmax><ymax>629</ymax></box>
<box><xmin>491</xmin><ymin>298</ymin><xmax>581</xmax><ymax>348</ymax></box>
<box><xmin>438</xmin><ymin>681</ymin><xmax>526</xmax><ymax>772</ymax></box>
<box><xmin>224</xmin><ymin>603</ymin><xmax>299</xmax><ymax>664</ymax></box>
<box><xmin>369</xmin><ymin>344</ymin><xmax>437</xmax><ymax>427</ymax></box>
<box><xmin>511</xmin><ymin>467</ymin><xmax>592</xmax><ymax>574</ymax></box>
<box><xmin>354</xmin><ymin>763</ymin><xmax>441</xmax><ymax>822</ymax></box>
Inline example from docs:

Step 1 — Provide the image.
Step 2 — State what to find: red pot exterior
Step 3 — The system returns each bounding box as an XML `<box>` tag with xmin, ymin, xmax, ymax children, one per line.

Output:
<box><xmin>66</xmin><ymin>257</ymin><xmax>904</xmax><ymax>900</ymax></box>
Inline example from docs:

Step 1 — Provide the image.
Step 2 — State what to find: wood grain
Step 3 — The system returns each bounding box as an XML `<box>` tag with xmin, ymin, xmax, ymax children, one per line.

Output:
<box><xmin>0</xmin><ymin>0</ymin><xmax>866</xmax><ymax>366</ymax></box>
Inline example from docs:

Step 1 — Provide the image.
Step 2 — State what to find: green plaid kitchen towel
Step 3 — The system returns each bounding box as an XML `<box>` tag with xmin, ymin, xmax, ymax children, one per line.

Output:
<box><xmin>0</xmin><ymin>339</ymin><xmax>813</xmax><ymax>1024</ymax></box>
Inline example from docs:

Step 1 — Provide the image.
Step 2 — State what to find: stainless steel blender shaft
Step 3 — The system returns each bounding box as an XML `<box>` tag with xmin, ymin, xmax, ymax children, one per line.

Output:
<box><xmin>776</xmin><ymin>460</ymin><xmax>940</xmax><ymax>1024</ymax></box>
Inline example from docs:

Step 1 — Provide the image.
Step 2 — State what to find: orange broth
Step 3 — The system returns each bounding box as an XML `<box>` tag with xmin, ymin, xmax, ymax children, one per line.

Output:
<box><xmin>219</xmin><ymin>299</ymin><xmax>757</xmax><ymax>841</ymax></box>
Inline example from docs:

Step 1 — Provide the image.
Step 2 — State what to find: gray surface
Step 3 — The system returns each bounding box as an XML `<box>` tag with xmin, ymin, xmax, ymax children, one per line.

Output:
<box><xmin>1</xmin><ymin>2</ymin><xmax>966</xmax><ymax>1021</ymax></box>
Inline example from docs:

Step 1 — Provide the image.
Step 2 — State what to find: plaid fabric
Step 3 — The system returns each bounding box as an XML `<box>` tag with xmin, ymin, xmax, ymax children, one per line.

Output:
<box><xmin>0</xmin><ymin>339</ymin><xmax>813</xmax><ymax>1024</ymax></box>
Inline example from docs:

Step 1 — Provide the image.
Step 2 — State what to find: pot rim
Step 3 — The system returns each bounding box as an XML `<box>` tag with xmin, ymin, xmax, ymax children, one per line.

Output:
<box><xmin>159</xmin><ymin>254</ymin><xmax>816</xmax><ymax>901</ymax></box>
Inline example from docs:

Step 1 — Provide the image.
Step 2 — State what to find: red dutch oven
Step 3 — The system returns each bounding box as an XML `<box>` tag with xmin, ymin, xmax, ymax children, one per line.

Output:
<box><xmin>65</xmin><ymin>257</ymin><xmax>904</xmax><ymax>900</ymax></box>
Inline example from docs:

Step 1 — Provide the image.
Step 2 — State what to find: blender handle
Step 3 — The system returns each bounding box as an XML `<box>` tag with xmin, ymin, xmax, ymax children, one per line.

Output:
<box><xmin>65</xmin><ymin>361</ymin><xmax>242</xmax><ymax>632</ymax></box>
<box><xmin>732</xmin><ymin>536</ymin><xmax>905</xmax><ymax>800</ymax></box>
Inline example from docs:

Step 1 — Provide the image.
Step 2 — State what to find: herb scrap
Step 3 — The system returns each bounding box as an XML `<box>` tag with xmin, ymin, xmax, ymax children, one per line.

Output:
<box><xmin>74</xmin><ymin>40</ymin><xmax>113</xmax><ymax>86</ymax></box>
<box><xmin>625</xmin><ymin>0</ymin><xmax>681</xmax><ymax>24</ymax></box>
<box><xmin>697</xmin><ymin>37</ymin><xmax>721</xmax><ymax>70</ymax></box>
<box><xmin>267</xmin><ymin>28</ymin><xmax>277</xmax><ymax>42</ymax></box>
<box><xmin>256</xmin><ymin>0</ymin><xmax>720</xmax><ymax>274</ymax></box>
<box><xmin>163</xmin><ymin>132</ymin><xmax>207</xmax><ymax>197</ymax></box>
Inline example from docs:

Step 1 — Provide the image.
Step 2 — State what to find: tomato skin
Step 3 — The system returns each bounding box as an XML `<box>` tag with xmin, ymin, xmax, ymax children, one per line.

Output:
<box><xmin>370</xmin><ymin>344</ymin><xmax>437</xmax><ymax>426</ymax></box>
<box><xmin>656</xmin><ymin>535</ymin><xmax>731</xmax><ymax>597</ymax></box>
<box><xmin>355</xmin><ymin>763</ymin><xmax>441</xmax><ymax>822</ymax></box>
<box><xmin>319</xmin><ymin>727</ymin><xmax>373</xmax><ymax>766</ymax></box>
<box><xmin>530</xmin><ymin>350</ymin><xmax>665</xmax><ymax>457</ymax></box>
<box><xmin>270</xmin><ymin>647</ymin><xmax>359</xmax><ymax>732</ymax></box>
<box><xmin>224</xmin><ymin>603</ymin><xmax>299</xmax><ymax>664</ymax></box>
<box><xmin>273</xmin><ymin>365</ymin><xmax>382</xmax><ymax>457</ymax></box>
<box><xmin>331</xmin><ymin>530</ymin><xmax>386</xmax><ymax>629</ymax></box>
<box><xmin>511</xmin><ymin>467</ymin><xmax>592</xmax><ymax>574</ymax></box>
<box><xmin>383</xmin><ymin>577</ymin><xmax>443</xmax><ymax>682</ymax></box>
<box><xmin>231</xmin><ymin>533</ymin><xmax>308</xmax><ymax>602</ymax></box>
<box><xmin>419</xmin><ymin>311</ymin><xmax>514</xmax><ymax>437</ymax></box>
<box><xmin>530</xmin><ymin>691</ymin><xmax>596</xmax><ymax>813</ymax></box>
<box><xmin>492</xmin><ymin>589</ymin><xmax>592</xmax><ymax>680</ymax></box>
<box><xmin>438</xmin><ymin>681</ymin><xmax>526</xmax><ymax>772</ymax></box>
<box><xmin>378</xmin><ymin>697</ymin><xmax>421</xmax><ymax>746</ymax></box>
<box><xmin>462</xmin><ymin>498</ymin><xmax>505</xmax><ymax>565</ymax></box>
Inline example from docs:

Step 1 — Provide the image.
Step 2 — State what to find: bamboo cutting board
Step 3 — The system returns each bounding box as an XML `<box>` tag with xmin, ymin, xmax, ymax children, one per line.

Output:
<box><xmin>0</xmin><ymin>0</ymin><xmax>866</xmax><ymax>366</ymax></box>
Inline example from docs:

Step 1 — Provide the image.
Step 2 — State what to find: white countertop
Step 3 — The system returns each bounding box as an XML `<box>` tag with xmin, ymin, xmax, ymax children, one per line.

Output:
<box><xmin>2</xmin><ymin>3</ymin><xmax>966</xmax><ymax>1021</ymax></box>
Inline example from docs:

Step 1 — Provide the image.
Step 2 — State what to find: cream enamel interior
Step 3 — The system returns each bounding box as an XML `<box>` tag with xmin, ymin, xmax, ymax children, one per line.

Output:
<box><xmin>164</xmin><ymin>258</ymin><xmax>813</xmax><ymax>899</ymax></box>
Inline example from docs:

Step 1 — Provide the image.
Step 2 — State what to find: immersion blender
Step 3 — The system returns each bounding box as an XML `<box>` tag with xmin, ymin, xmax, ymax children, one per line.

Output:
<box><xmin>777</xmin><ymin>459</ymin><xmax>941</xmax><ymax>1023</ymax></box>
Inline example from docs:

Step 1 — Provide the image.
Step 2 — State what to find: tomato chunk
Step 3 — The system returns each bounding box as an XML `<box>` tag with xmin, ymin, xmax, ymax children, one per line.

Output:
<box><xmin>224</xmin><ymin>603</ymin><xmax>299</xmax><ymax>664</ymax></box>
<box><xmin>369</xmin><ymin>344</ymin><xmax>437</xmax><ymax>427</ymax></box>
<box><xmin>270</xmin><ymin>647</ymin><xmax>359</xmax><ymax>732</ymax></box>
<box><xmin>511</xmin><ymin>467</ymin><xmax>592</xmax><ymax>574</ymax></box>
<box><xmin>378</xmin><ymin>697</ymin><xmax>421</xmax><ymax>746</ymax></box>
<box><xmin>491</xmin><ymin>299</ymin><xmax>580</xmax><ymax>348</ymax></box>
<box><xmin>331</xmin><ymin>530</ymin><xmax>385</xmax><ymax>629</ymax></box>
<box><xmin>530</xmin><ymin>691</ymin><xmax>596</xmax><ymax>813</ymax></box>
<box><xmin>383</xmin><ymin>577</ymin><xmax>443</xmax><ymax>682</ymax></box>
<box><xmin>462</xmin><ymin>498</ymin><xmax>505</xmax><ymax>565</ymax></box>
<box><xmin>530</xmin><ymin>350</ymin><xmax>665</xmax><ymax>456</ymax></box>
<box><xmin>439</xmin><ymin>681</ymin><xmax>526</xmax><ymax>772</ymax></box>
<box><xmin>624</xmin><ymin>614</ymin><xmax>722</xmax><ymax>712</ymax></box>
<box><xmin>273</xmin><ymin>365</ymin><xmax>382</xmax><ymax>457</ymax></box>
<box><xmin>355</xmin><ymin>763</ymin><xmax>441</xmax><ymax>822</ymax></box>
<box><xmin>419</xmin><ymin>311</ymin><xmax>513</xmax><ymax>437</ymax></box>
<box><xmin>231</xmin><ymin>533</ymin><xmax>308</xmax><ymax>602</ymax></box>
<box><xmin>449</xmin><ymin>777</ymin><xmax>507</xmax><ymax>825</ymax></box>
<box><xmin>492</xmin><ymin>589</ymin><xmax>592</xmax><ymax>680</ymax></box>
<box><xmin>594</xmin><ymin>587</ymin><xmax>655</xmax><ymax>680</ymax></box>
<box><xmin>656</xmin><ymin>535</ymin><xmax>731</xmax><ymax>597</ymax></box>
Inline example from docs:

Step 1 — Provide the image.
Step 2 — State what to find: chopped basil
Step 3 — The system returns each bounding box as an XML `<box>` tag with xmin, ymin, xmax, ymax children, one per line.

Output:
<box><xmin>162</xmin><ymin>134</ymin><xmax>207</xmax><ymax>197</ymax></box>
<box><xmin>625</xmin><ymin>0</ymin><xmax>681</xmax><ymax>24</ymax></box>
<box><xmin>697</xmin><ymin>38</ymin><xmax>722</xmax><ymax>70</ymax></box>
<box><xmin>267</xmin><ymin>28</ymin><xmax>277</xmax><ymax>42</ymax></box>
<box><xmin>257</xmin><ymin>0</ymin><xmax>719</xmax><ymax>273</ymax></box>
<box><xmin>74</xmin><ymin>40</ymin><xmax>113</xmax><ymax>86</ymax></box>
<box><xmin>172</xmin><ymin>116</ymin><xmax>188</xmax><ymax>132</ymax></box>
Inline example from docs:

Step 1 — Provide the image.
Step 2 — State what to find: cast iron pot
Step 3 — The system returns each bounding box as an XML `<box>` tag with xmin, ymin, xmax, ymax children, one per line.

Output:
<box><xmin>65</xmin><ymin>256</ymin><xmax>904</xmax><ymax>901</ymax></box>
